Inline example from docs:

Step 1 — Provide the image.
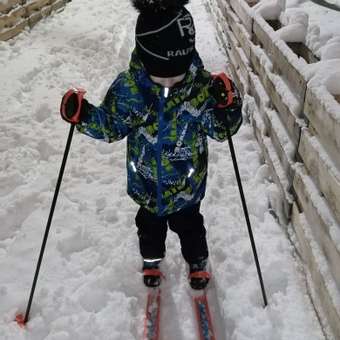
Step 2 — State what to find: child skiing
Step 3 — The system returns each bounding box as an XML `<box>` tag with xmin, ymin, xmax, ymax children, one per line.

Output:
<box><xmin>60</xmin><ymin>0</ymin><xmax>242</xmax><ymax>290</ymax></box>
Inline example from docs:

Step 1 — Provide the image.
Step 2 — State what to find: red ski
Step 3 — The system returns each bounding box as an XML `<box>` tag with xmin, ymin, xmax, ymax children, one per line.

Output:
<box><xmin>143</xmin><ymin>288</ymin><xmax>161</xmax><ymax>340</ymax></box>
<box><xmin>193</xmin><ymin>291</ymin><xmax>216</xmax><ymax>340</ymax></box>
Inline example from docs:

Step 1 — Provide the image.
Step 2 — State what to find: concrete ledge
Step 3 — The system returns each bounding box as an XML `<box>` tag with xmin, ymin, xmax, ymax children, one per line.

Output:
<box><xmin>0</xmin><ymin>0</ymin><xmax>68</xmax><ymax>40</ymax></box>
<box><xmin>292</xmin><ymin>200</ymin><xmax>340</xmax><ymax>340</ymax></box>
<box><xmin>208</xmin><ymin>1</ymin><xmax>340</xmax><ymax>338</ymax></box>
<box><xmin>249</xmin><ymin>72</ymin><xmax>295</xmax><ymax>182</ymax></box>
<box><xmin>217</xmin><ymin>0</ymin><xmax>252</xmax><ymax>59</ymax></box>
<box><xmin>304</xmin><ymin>86</ymin><xmax>340</xmax><ymax>171</ymax></box>
<box><xmin>25</xmin><ymin>0</ymin><xmax>50</xmax><ymax>16</ymax></box>
<box><xmin>223</xmin><ymin>22</ymin><xmax>251</xmax><ymax>91</ymax></box>
<box><xmin>299</xmin><ymin>128</ymin><xmax>340</xmax><ymax>225</ymax></box>
<box><xmin>212</xmin><ymin>8</ymin><xmax>248</xmax><ymax>96</ymax></box>
<box><xmin>251</xmin><ymin>100</ymin><xmax>293</xmax><ymax>223</ymax></box>
<box><xmin>0</xmin><ymin>0</ymin><xmax>24</xmax><ymax>14</ymax></box>
<box><xmin>248</xmin><ymin>71</ymin><xmax>270</xmax><ymax>112</ymax></box>
<box><xmin>228</xmin><ymin>0</ymin><xmax>253</xmax><ymax>34</ymax></box>
<box><xmin>0</xmin><ymin>19</ymin><xmax>27</xmax><ymax>40</ymax></box>
<box><xmin>228</xmin><ymin>52</ymin><xmax>248</xmax><ymax>97</ymax></box>
<box><xmin>293</xmin><ymin>162</ymin><xmax>340</xmax><ymax>289</ymax></box>
<box><xmin>252</xmin><ymin>14</ymin><xmax>307</xmax><ymax>104</ymax></box>
<box><xmin>51</xmin><ymin>0</ymin><xmax>67</xmax><ymax>12</ymax></box>
<box><xmin>264</xmin><ymin>107</ymin><xmax>296</xmax><ymax>183</ymax></box>
<box><xmin>250</xmin><ymin>42</ymin><xmax>304</xmax><ymax>145</ymax></box>
<box><xmin>0</xmin><ymin>6</ymin><xmax>26</xmax><ymax>31</ymax></box>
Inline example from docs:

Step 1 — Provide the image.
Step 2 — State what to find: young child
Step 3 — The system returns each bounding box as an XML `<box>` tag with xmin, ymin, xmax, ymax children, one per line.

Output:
<box><xmin>60</xmin><ymin>0</ymin><xmax>242</xmax><ymax>290</ymax></box>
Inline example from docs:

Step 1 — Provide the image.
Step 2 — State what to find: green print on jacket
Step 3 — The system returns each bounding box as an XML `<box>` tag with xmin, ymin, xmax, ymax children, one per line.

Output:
<box><xmin>77</xmin><ymin>50</ymin><xmax>243</xmax><ymax>216</ymax></box>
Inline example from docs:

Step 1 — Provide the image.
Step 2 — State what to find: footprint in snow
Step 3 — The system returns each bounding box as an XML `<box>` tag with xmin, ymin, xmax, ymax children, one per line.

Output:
<box><xmin>56</xmin><ymin>227</ymin><xmax>94</xmax><ymax>260</ymax></box>
<box><xmin>34</xmin><ymin>103</ymin><xmax>52</xmax><ymax>122</ymax></box>
<box><xmin>0</xmin><ymin>192</ymin><xmax>38</xmax><ymax>241</ymax></box>
<box><xmin>0</xmin><ymin>172</ymin><xmax>25</xmax><ymax>197</ymax></box>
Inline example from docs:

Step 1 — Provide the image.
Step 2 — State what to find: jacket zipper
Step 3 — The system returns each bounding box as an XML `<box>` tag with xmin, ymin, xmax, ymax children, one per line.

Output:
<box><xmin>156</xmin><ymin>88</ymin><xmax>168</xmax><ymax>214</ymax></box>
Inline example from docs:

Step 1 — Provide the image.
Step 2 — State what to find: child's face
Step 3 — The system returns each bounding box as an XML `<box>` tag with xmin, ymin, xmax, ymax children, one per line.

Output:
<box><xmin>150</xmin><ymin>74</ymin><xmax>186</xmax><ymax>88</ymax></box>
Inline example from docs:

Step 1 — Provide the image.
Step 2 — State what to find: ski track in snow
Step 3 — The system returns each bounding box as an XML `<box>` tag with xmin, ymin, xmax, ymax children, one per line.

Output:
<box><xmin>0</xmin><ymin>0</ymin><xmax>325</xmax><ymax>339</ymax></box>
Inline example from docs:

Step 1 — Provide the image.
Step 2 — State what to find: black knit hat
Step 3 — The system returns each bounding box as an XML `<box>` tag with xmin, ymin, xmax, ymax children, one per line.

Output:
<box><xmin>132</xmin><ymin>0</ymin><xmax>196</xmax><ymax>77</ymax></box>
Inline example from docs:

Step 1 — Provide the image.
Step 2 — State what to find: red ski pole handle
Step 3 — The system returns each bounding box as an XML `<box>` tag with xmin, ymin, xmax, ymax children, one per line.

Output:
<box><xmin>212</xmin><ymin>73</ymin><xmax>234</xmax><ymax>108</ymax></box>
<box><xmin>60</xmin><ymin>88</ymin><xmax>86</xmax><ymax>124</ymax></box>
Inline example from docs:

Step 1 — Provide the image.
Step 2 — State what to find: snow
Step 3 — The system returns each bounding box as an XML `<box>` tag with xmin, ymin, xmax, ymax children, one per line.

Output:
<box><xmin>0</xmin><ymin>0</ymin><xmax>326</xmax><ymax>339</ymax></box>
<box><xmin>296</xmin><ymin>0</ymin><xmax>340</xmax><ymax>58</ymax></box>
<box><xmin>325</xmin><ymin>71</ymin><xmax>340</xmax><ymax>95</ymax></box>
<box><xmin>306</xmin><ymin>134</ymin><xmax>340</xmax><ymax>247</ymax></box>
<box><xmin>320</xmin><ymin>37</ymin><xmax>340</xmax><ymax>60</ymax></box>
<box><xmin>307</xmin><ymin>60</ymin><xmax>340</xmax><ymax>96</ymax></box>
<box><xmin>276</xmin><ymin>9</ymin><xmax>308</xmax><ymax>43</ymax></box>
<box><xmin>304</xmin><ymin>59</ymin><xmax>340</xmax><ymax>118</ymax></box>
<box><xmin>281</xmin><ymin>0</ymin><xmax>340</xmax><ymax>59</ymax></box>
<box><xmin>296</xmin><ymin>172</ymin><xmax>340</xmax><ymax>312</ymax></box>
<box><xmin>252</xmin><ymin>0</ymin><xmax>340</xmax><ymax>122</ymax></box>
<box><xmin>253</xmin><ymin>0</ymin><xmax>340</xmax><ymax>88</ymax></box>
<box><xmin>271</xmin><ymin>0</ymin><xmax>340</xmax><ymax>59</ymax></box>
<box><xmin>254</xmin><ymin>0</ymin><xmax>286</xmax><ymax>20</ymax></box>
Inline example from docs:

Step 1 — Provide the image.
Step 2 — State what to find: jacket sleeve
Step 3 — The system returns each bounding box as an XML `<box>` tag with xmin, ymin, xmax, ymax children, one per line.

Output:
<box><xmin>201</xmin><ymin>78</ymin><xmax>243</xmax><ymax>142</ymax></box>
<box><xmin>76</xmin><ymin>73</ymin><xmax>133</xmax><ymax>143</ymax></box>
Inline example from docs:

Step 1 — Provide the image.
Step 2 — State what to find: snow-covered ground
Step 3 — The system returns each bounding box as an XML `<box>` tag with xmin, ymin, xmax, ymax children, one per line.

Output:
<box><xmin>0</xmin><ymin>0</ymin><xmax>326</xmax><ymax>339</ymax></box>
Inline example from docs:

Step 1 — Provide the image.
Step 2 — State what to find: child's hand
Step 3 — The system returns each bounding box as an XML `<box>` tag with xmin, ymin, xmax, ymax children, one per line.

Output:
<box><xmin>210</xmin><ymin>73</ymin><xmax>242</xmax><ymax>127</ymax></box>
<box><xmin>210</xmin><ymin>73</ymin><xmax>235</xmax><ymax>108</ymax></box>
<box><xmin>60</xmin><ymin>88</ymin><xmax>87</xmax><ymax>124</ymax></box>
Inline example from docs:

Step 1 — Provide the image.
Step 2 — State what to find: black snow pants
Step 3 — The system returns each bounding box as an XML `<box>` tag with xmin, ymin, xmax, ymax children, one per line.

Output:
<box><xmin>135</xmin><ymin>203</ymin><xmax>208</xmax><ymax>264</ymax></box>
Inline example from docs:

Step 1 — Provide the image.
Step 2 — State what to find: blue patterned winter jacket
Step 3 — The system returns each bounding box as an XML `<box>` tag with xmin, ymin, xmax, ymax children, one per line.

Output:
<box><xmin>77</xmin><ymin>50</ymin><xmax>242</xmax><ymax>216</ymax></box>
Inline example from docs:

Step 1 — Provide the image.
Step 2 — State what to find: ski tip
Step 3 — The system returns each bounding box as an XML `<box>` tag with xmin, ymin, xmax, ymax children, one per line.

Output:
<box><xmin>15</xmin><ymin>314</ymin><xmax>26</xmax><ymax>328</ymax></box>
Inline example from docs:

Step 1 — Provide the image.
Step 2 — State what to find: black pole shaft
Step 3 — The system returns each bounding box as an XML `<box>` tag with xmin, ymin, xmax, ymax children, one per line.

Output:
<box><xmin>24</xmin><ymin>124</ymin><xmax>75</xmax><ymax>323</ymax></box>
<box><xmin>227</xmin><ymin>130</ymin><xmax>268</xmax><ymax>307</ymax></box>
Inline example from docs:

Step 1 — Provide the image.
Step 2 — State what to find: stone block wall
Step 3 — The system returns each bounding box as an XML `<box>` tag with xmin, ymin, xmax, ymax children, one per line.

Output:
<box><xmin>207</xmin><ymin>0</ymin><xmax>340</xmax><ymax>338</ymax></box>
<box><xmin>0</xmin><ymin>0</ymin><xmax>69</xmax><ymax>41</ymax></box>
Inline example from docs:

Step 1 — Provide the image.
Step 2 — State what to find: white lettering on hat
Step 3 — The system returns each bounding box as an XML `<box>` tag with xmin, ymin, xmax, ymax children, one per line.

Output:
<box><xmin>177</xmin><ymin>14</ymin><xmax>195</xmax><ymax>37</ymax></box>
<box><xmin>167</xmin><ymin>46</ymin><xmax>194</xmax><ymax>58</ymax></box>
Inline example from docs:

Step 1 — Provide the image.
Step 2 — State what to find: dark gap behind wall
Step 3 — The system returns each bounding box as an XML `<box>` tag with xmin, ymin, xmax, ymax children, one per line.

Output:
<box><xmin>287</xmin><ymin>42</ymin><xmax>320</xmax><ymax>64</ymax></box>
<box><xmin>266</xmin><ymin>19</ymin><xmax>319</xmax><ymax>64</ymax></box>
<box><xmin>246</xmin><ymin>0</ymin><xmax>259</xmax><ymax>7</ymax></box>
<box><xmin>267</xmin><ymin>20</ymin><xmax>282</xmax><ymax>31</ymax></box>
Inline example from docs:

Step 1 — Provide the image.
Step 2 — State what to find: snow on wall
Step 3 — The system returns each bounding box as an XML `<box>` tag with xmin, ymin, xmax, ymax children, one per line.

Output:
<box><xmin>276</xmin><ymin>8</ymin><xmax>308</xmax><ymax>43</ymax></box>
<box><xmin>253</xmin><ymin>0</ymin><xmax>340</xmax><ymax>93</ymax></box>
<box><xmin>306</xmin><ymin>59</ymin><xmax>340</xmax><ymax>100</ymax></box>
<box><xmin>254</xmin><ymin>0</ymin><xmax>340</xmax><ymax>59</ymax></box>
<box><xmin>209</xmin><ymin>0</ymin><xmax>340</xmax><ymax>338</ymax></box>
<box><xmin>253</xmin><ymin>0</ymin><xmax>286</xmax><ymax>21</ymax></box>
<box><xmin>0</xmin><ymin>0</ymin><xmax>68</xmax><ymax>41</ymax></box>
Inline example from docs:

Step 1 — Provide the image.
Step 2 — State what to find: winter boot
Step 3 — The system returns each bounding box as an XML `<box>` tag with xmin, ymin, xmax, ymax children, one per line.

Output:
<box><xmin>189</xmin><ymin>258</ymin><xmax>211</xmax><ymax>290</ymax></box>
<box><xmin>143</xmin><ymin>259</ymin><xmax>163</xmax><ymax>288</ymax></box>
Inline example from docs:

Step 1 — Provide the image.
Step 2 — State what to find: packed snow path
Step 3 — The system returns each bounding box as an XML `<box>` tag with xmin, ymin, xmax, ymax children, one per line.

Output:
<box><xmin>0</xmin><ymin>0</ymin><xmax>326</xmax><ymax>339</ymax></box>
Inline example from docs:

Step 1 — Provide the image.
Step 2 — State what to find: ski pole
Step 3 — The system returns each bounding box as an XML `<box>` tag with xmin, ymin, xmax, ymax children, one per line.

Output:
<box><xmin>16</xmin><ymin>124</ymin><xmax>76</xmax><ymax>326</ymax></box>
<box><xmin>212</xmin><ymin>72</ymin><xmax>268</xmax><ymax>307</ymax></box>
<box><xmin>227</xmin><ymin>128</ymin><xmax>268</xmax><ymax>307</ymax></box>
